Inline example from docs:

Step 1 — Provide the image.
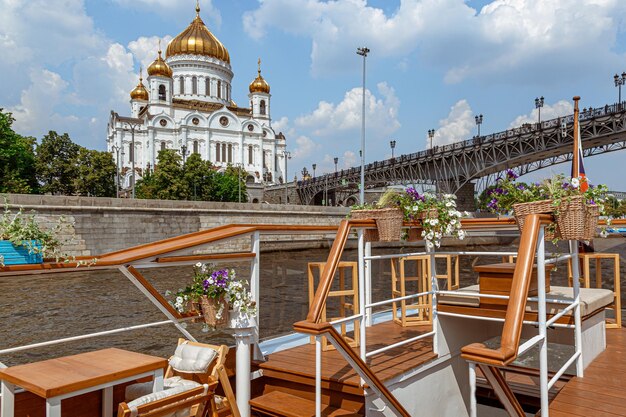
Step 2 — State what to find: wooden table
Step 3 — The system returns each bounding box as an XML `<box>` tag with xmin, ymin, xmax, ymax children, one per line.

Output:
<box><xmin>0</xmin><ymin>348</ymin><xmax>167</xmax><ymax>417</ymax></box>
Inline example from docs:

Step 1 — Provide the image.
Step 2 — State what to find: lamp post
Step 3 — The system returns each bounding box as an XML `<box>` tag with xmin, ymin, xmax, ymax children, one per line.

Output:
<box><xmin>112</xmin><ymin>145</ymin><xmax>121</xmax><ymax>198</ymax></box>
<box><xmin>180</xmin><ymin>143</ymin><xmax>189</xmax><ymax>164</ymax></box>
<box><xmin>301</xmin><ymin>167</ymin><xmax>309</xmax><ymax>180</ymax></box>
<box><xmin>428</xmin><ymin>129</ymin><xmax>435</xmax><ymax>149</ymax></box>
<box><xmin>475</xmin><ymin>114</ymin><xmax>483</xmax><ymax>137</ymax></box>
<box><xmin>356</xmin><ymin>46</ymin><xmax>370</xmax><ymax>205</ymax></box>
<box><xmin>334</xmin><ymin>157</ymin><xmax>338</xmax><ymax>173</ymax></box>
<box><xmin>281</xmin><ymin>151</ymin><xmax>291</xmax><ymax>204</ymax></box>
<box><xmin>535</xmin><ymin>96</ymin><xmax>544</xmax><ymax>125</ymax></box>
<box><xmin>390</xmin><ymin>140</ymin><xmax>396</xmax><ymax>158</ymax></box>
<box><xmin>237</xmin><ymin>163</ymin><xmax>242</xmax><ymax>203</ymax></box>
<box><xmin>614</xmin><ymin>72</ymin><xmax>626</xmax><ymax>105</ymax></box>
<box><xmin>124</xmin><ymin>121</ymin><xmax>140</xmax><ymax>199</ymax></box>
<box><xmin>312</xmin><ymin>163</ymin><xmax>316</xmax><ymax>178</ymax></box>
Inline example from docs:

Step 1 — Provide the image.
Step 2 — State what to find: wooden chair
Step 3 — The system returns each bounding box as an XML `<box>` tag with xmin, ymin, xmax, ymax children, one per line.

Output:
<box><xmin>118</xmin><ymin>385</ymin><xmax>212</xmax><ymax>417</ymax></box>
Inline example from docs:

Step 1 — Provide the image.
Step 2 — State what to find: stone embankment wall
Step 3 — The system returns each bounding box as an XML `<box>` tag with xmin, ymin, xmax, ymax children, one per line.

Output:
<box><xmin>3</xmin><ymin>194</ymin><xmax>349</xmax><ymax>257</ymax></box>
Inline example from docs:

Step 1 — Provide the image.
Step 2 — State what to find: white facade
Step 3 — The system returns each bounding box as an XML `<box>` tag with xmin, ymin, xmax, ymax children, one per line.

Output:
<box><xmin>106</xmin><ymin>7</ymin><xmax>287</xmax><ymax>189</ymax></box>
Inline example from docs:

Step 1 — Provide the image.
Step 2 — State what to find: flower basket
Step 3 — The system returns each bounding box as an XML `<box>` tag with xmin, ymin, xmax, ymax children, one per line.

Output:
<box><xmin>350</xmin><ymin>209</ymin><xmax>380</xmax><ymax>242</ymax></box>
<box><xmin>554</xmin><ymin>195</ymin><xmax>586</xmax><ymax>240</ymax></box>
<box><xmin>583</xmin><ymin>204</ymin><xmax>600</xmax><ymax>240</ymax></box>
<box><xmin>512</xmin><ymin>199</ymin><xmax>554</xmax><ymax>234</ymax></box>
<box><xmin>373</xmin><ymin>208</ymin><xmax>404</xmax><ymax>242</ymax></box>
<box><xmin>0</xmin><ymin>240</ymin><xmax>43</xmax><ymax>265</ymax></box>
<box><xmin>200</xmin><ymin>295</ymin><xmax>229</xmax><ymax>328</ymax></box>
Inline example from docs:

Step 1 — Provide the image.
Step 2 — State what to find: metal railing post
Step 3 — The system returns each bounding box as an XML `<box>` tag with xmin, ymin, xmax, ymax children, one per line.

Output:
<box><xmin>357</xmin><ymin>229</ymin><xmax>367</xmax><ymax>371</ymax></box>
<box><xmin>365</xmin><ymin>241</ymin><xmax>372</xmax><ymax>327</ymax></box>
<box><xmin>315</xmin><ymin>335</ymin><xmax>322</xmax><ymax>417</ymax></box>
<box><xmin>428</xmin><ymin>246</ymin><xmax>439</xmax><ymax>355</ymax></box>
<box><xmin>536</xmin><ymin>225</ymin><xmax>549</xmax><ymax>416</ymax></box>
<box><xmin>569</xmin><ymin>240</ymin><xmax>584</xmax><ymax>376</ymax></box>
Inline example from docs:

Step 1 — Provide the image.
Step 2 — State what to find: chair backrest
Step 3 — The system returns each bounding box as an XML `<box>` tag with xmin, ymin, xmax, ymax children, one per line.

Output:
<box><xmin>118</xmin><ymin>385</ymin><xmax>211</xmax><ymax>417</ymax></box>
<box><xmin>166</xmin><ymin>338</ymin><xmax>228</xmax><ymax>385</ymax></box>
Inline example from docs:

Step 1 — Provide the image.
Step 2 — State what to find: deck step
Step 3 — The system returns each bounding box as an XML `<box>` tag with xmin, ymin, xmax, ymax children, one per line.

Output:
<box><xmin>250</xmin><ymin>390</ymin><xmax>364</xmax><ymax>417</ymax></box>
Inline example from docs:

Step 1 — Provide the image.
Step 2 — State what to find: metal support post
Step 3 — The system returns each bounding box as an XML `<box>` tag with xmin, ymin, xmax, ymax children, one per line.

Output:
<box><xmin>357</xmin><ymin>229</ymin><xmax>367</xmax><ymax>372</ymax></box>
<box><xmin>315</xmin><ymin>335</ymin><xmax>322</xmax><ymax>417</ymax></box>
<box><xmin>469</xmin><ymin>362</ymin><xmax>477</xmax><ymax>417</ymax></box>
<box><xmin>569</xmin><ymin>240</ymin><xmax>584</xmax><ymax>376</ymax></box>
<box><xmin>536</xmin><ymin>225</ymin><xmax>549</xmax><ymax>416</ymax></box>
<box><xmin>428</xmin><ymin>245</ymin><xmax>439</xmax><ymax>354</ymax></box>
<box><xmin>234</xmin><ymin>328</ymin><xmax>254</xmax><ymax>417</ymax></box>
<box><xmin>365</xmin><ymin>241</ymin><xmax>372</xmax><ymax>327</ymax></box>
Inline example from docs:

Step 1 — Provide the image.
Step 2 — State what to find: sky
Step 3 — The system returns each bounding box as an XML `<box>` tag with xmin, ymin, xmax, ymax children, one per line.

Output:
<box><xmin>2</xmin><ymin>0</ymin><xmax>626</xmax><ymax>190</ymax></box>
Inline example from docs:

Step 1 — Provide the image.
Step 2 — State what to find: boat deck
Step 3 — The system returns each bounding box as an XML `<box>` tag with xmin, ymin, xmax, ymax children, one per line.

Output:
<box><xmin>260</xmin><ymin>320</ymin><xmax>436</xmax><ymax>386</ymax></box>
<box><xmin>546</xmin><ymin>327</ymin><xmax>626</xmax><ymax>416</ymax></box>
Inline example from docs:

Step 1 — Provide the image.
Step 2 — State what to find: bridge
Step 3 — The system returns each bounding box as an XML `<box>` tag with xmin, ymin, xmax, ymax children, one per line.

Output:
<box><xmin>284</xmin><ymin>101</ymin><xmax>626</xmax><ymax>207</ymax></box>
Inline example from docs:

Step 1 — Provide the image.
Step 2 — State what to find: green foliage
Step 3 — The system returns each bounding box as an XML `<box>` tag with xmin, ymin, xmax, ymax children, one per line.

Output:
<box><xmin>0</xmin><ymin>203</ymin><xmax>76</xmax><ymax>265</ymax></box>
<box><xmin>74</xmin><ymin>148</ymin><xmax>116</xmax><ymax>197</ymax></box>
<box><xmin>0</xmin><ymin>109</ymin><xmax>37</xmax><ymax>193</ymax></box>
<box><xmin>35</xmin><ymin>131</ymin><xmax>81</xmax><ymax>195</ymax></box>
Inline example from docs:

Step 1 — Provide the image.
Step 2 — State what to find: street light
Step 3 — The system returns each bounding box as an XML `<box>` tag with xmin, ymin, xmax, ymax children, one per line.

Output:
<box><xmin>428</xmin><ymin>129</ymin><xmax>435</xmax><ymax>149</ymax></box>
<box><xmin>112</xmin><ymin>145</ymin><xmax>121</xmax><ymax>198</ymax></box>
<box><xmin>301</xmin><ymin>167</ymin><xmax>309</xmax><ymax>180</ymax></box>
<box><xmin>334</xmin><ymin>157</ymin><xmax>339</xmax><ymax>173</ymax></box>
<box><xmin>180</xmin><ymin>143</ymin><xmax>190</xmax><ymax>164</ymax></box>
<box><xmin>475</xmin><ymin>114</ymin><xmax>483</xmax><ymax>137</ymax></box>
<box><xmin>356</xmin><ymin>46</ymin><xmax>370</xmax><ymax>205</ymax></box>
<box><xmin>614</xmin><ymin>72</ymin><xmax>626</xmax><ymax>104</ymax></box>
<box><xmin>281</xmin><ymin>150</ymin><xmax>291</xmax><ymax>204</ymax></box>
<box><xmin>390</xmin><ymin>140</ymin><xmax>396</xmax><ymax>158</ymax></box>
<box><xmin>535</xmin><ymin>96</ymin><xmax>544</xmax><ymax>125</ymax></box>
<box><xmin>312</xmin><ymin>163</ymin><xmax>316</xmax><ymax>178</ymax></box>
<box><xmin>124</xmin><ymin>121</ymin><xmax>141</xmax><ymax>199</ymax></box>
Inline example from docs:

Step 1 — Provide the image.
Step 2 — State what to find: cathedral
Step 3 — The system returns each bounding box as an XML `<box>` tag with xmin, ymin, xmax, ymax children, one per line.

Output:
<box><xmin>106</xmin><ymin>3</ymin><xmax>287</xmax><ymax>195</ymax></box>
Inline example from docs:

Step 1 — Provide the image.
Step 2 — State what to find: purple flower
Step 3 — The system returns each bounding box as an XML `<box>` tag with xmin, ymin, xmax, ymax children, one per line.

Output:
<box><xmin>517</xmin><ymin>184</ymin><xmax>525</xmax><ymax>191</ymax></box>
<box><xmin>506</xmin><ymin>169</ymin><xmax>518</xmax><ymax>180</ymax></box>
<box><xmin>588</xmin><ymin>199</ymin><xmax>596</xmax><ymax>205</ymax></box>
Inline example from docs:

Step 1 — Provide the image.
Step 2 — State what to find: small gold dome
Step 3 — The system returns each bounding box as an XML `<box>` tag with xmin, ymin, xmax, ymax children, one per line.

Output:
<box><xmin>249</xmin><ymin>58</ymin><xmax>270</xmax><ymax>94</ymax></box>
<box><xmin>147</xmin><ymin>49</ymin><xmax>173</xmax><ymax>78</ymax></box>
<box><xmin>166</xmin><ymin>3</ymin><xmax>230</xmax><ymax>63</ymax></box>
<box><xmin>130</xmin><ymin>71</ymin><xmax>149</xmax><ymax>101</ymax></box>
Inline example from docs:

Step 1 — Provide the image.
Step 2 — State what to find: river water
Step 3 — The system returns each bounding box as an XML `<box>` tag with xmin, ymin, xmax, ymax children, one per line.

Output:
<box><xmin>1</xmin><ymin>236</ymin><xmax>624</xmax><ymax>367</ymax></box>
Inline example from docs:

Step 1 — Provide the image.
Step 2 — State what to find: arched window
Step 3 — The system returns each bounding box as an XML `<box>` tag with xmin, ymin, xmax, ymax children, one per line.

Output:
<box><xmin>227</xmin><ymin>144</ymin><xmax>232</xmax><ymax>163</ymax></box>
<box><xmin>129</xmin><ymin>143</ymin><xmax>134</xmax><ymax>163</ymax></box>
<box><xmin>193</xmin><ymin>140</ymin><xmax>199</xmax><ymax>154</ymax></box>
<box><xmin>205</xmin><ymin>77</ymin><xmax>211</xmax><ymax>96</ymax></box>
<box><xmin>260</xmin><ymin>100</ymin><xmax>266</xmax><ymax>115</ymax></box>
<box><xmin>160</xmin><ymin>141</ymin><xmax>166</xmax><ymax>151</ymax></box>
<box><xmin>216</xmin><ymin>143</ymin><xmax>221</xmax><ymax>161</ymax></box>
<box><xmin>192</xmin><ymin>76</ymin><xmax>197</xmax><ymax>95</ymax></box>
<box><xmin>217</xmin><ymin>80</ymin><xmax>222</xmax><ymax>99</ymax></box>
<box><xmin>179</xmin><ymin>77</ymin><xmax>185</xmax><ymax>95</ymax></box>
<box><xmin>158</xmin><ymin>85</ymin><xmax>166</xmax><ymax>101</ymax></box>
<box><xmin>248</xmin><ymin>145</ymin><xmax>253</xmax><ymax>165</ymax></box>
<box><xmin>221</xmin><ymin>143</ymin><xmax>226</xmax><ymax>162</ymax></box>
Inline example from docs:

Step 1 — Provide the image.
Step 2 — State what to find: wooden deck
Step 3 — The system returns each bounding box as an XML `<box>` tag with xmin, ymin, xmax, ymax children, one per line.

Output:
<box><xmin>546</xmin><ymin>327</ymin><xmax>626</xmax><ymax>416</ymax></box>
<box><xmin>260</xmin><ymin>320</ymin><xmax>436</xmax><ymax>387</ymax></box>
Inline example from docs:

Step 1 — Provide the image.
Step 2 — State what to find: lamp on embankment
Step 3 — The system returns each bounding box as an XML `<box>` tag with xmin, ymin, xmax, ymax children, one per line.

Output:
<box><xmin>475</xmin><ymin>114</ymin><xmax>483</xmax><ymax>137</ymax></box>
<box><xmin>535</xmin><ymin>96</ymin><xmax>544</xmax><ymax>126</ymax></box>
<box><xmin>356</xmin><ymin>46</ymin><xmax>370</xmax><ymax>205</ymax></box>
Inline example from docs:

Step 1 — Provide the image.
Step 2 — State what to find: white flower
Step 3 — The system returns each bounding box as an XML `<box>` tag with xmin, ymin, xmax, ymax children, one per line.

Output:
<box><xmin>445</xmin><ymin>202</ymin><xmax>452</xmax><ymax>207</ymax></box>
<box><xmin>429</xmin><ymin>218</ymin><xmax>439</xmax><ymax>226</ymax></box>
<box><xmin>571</xmin><ymin>177</ymin><xmax>580</xmax><ymax>188</ymax></box>
<box><xmin>600</xmin><ymin>229</ymin><xmax>609</xmax><ymax>238</ymax></box>
<box><xmin>450</xmin><ymin>219</ymin><xmax>457</xmax><ymax>225</ymax></box>
<box><xmin>195</xmin><ymin>262</ymin><xmax>202</xmax><ymax>267</ymax></box>
<box><xmin>208</xmin><ymin>278</ymin><xmax>214</xmax><ymax>285</ymax></box>
<box><xmin>425</xmin><ymin>241</ymin><xmax>434</xmax><ymax>249</ymax></box>
<box><xmin>458</xmin><ymin>230</ymin><xmax>466</xmax><ymax>240</ymax></box>
<box><xmin>176</xmin><ymin>296</ymin><xmax>183</xmax><ymax>304</ymax></box>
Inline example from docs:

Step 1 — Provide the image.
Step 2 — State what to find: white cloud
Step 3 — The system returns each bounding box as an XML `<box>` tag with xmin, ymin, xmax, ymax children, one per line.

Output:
<box><xmin>295</xmin><ymin>82</ymin><xmax>400</xmax><ymax>137</ymax></box>
<box><xmin>508</xmin><ymin>100</ymin><xmax>574</xmax><ymax>128</ymax></box>
<box><xmin>271</xmin><ymin>116</ymin><xmax>290</xmax><ymax>134</ymax></box>
<box><xmin>243</xmin><ymin>0</ymin><xmax>626</xmax><ymax>82</ymax></box>
<box><xmin>128</xmin><ymin>35</ymin><xmax>174</xmax><ymax>74</ymax></box>
<box><xmin>430</xmin><ymin>99</ymin><xmax>475</xmax><ymax>147</ymax></box>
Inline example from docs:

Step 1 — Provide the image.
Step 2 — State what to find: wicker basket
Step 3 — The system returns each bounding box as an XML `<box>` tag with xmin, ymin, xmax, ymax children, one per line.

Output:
<box><xmin>200</xmin><ymin>295</ymin><xmax>229</xmax><ymax>328</ymax></box>
<box><xmin>582</xmin><ymin>203</ymin><xmax>600</xmax><ymax>241</ymax></box>
<box><xmin>350</xmin><ymin>209</ymin><xmax>380</xmax><ymax>242</ymax></box>
<box><xmin>555</xmin><ymin>196</ymin><xmax>586</xmax><ymax>240</ymax></box>
<box><xmin>512</xmin><ymin>199</ymin><xmax>554</xmax><ymax>234</ymax></box>
<box><xmin>372</xmin><ymin>208</ymin><xmax>404</xmax><ymax>242</ymax></box>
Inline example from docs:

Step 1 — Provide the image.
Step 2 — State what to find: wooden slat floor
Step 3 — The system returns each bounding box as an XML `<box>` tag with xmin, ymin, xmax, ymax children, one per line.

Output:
<box><xmin>260</xmin><ymin>321</ymin><xmax>436</xmax><ymax>387</ymax></box>
<box><xmin>546</xmin><ymin>327</ymin><xmax>626</xmax><ymax>416</ymax></box>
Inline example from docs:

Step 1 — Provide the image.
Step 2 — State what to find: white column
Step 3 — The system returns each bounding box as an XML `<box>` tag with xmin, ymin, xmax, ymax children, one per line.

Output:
<box><xmin>199</xmin><ymin>77</ymin><xmax>206</xmax><ymax>98</ymax></box>
<box><xmin>185</xmin><ymin>76</ymin><xmax>191</xmax><ymax>97</ymax></box>
<box><xmin>1</xmin><ymin>380</ymin><xmax>15</xmax><ymax>417</ymax></box>
<box><xmin>149</xmin><ymin>129</ymin><xmax>156</xmax><ymax>168</ymax></box>
<box><xmin>234</xmin><ymin>328</ymin><xmax>253</xmax><ymax>417</ymax></box>
<box><xmin>205</xmin><ymin>130</ymin><xmax>211</xmax><ymax>162</ymax></box>
<box><xmin>536</xmin><ymin>225</ymin><xmax>549</xmax><ymax>416</ymax></box>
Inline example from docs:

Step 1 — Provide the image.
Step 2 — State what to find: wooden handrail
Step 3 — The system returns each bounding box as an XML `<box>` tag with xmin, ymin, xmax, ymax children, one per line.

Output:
<box><xmin>460</xmin><ymin>213</ymin><xmax>553</xmax><ymax>366</ymax></box>
<box><xmin>293</xmin><ymin>320</ymin><xmax>410</xmax><ymax>417</ymax></box>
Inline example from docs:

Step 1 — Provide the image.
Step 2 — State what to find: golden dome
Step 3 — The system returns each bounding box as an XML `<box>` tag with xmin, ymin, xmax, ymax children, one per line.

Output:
<box><xmin>147</xmin><ymin>49</ymin><xmax>173</xmax><ymax>78</ymax></box>
<box><xmin>130</xmin><ymin>70</ymin><xmax>149</xmax><ymax>101</ymax></box>
<box><xmin>166</xmin><ymin>2</ymin><xmax>230</xmax><ymax>63</ymax></box>
<box><xmin>249</xmin><ymin>58</ymin><xmax>270</xmax><ymax>94</ymax></box>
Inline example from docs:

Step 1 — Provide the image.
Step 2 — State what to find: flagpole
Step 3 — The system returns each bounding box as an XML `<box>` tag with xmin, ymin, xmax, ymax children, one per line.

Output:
<box><xmin>572</xmin><ymin>96</ymin><xmax>580</xmax><ymax>178</ymax></box>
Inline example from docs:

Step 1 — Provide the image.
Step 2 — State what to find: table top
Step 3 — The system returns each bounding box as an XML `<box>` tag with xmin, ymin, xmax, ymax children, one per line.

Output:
<box><xmin>0</xmin><ymin>348</ymin><xmax>167</xmax><ymax>398</ymax></box>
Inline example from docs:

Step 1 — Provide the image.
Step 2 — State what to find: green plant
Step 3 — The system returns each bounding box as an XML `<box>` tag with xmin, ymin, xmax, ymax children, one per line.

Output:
<box><xmin>0</xmin><ymin>203</ymin><xmax>78</xmax><ymax>265</ymax></box>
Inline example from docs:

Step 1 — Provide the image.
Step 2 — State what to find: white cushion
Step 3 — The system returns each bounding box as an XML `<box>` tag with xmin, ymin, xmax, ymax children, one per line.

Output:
<box><xmin>125</xmin><ymin>377</ymin><xmax>202</xmax><ymax>402</ymax></box>
<box><xmin>526</xmin><ymin>286</ymin><xmax>614</xmax><ymax>317</ymax></box>
<box><xmin>126</xmin><ymin>385</ymin><xmax>206</xmax><ymax>417</ymax></box>
<box><xmin>168</xmin><ymin>342</ymin><xmax>217</xmax><ymax>374</ymax></box>
<box><xmin>439</xmin><ymin>284</ymin><xmax>481</xmax><ymax>307</ymax></box>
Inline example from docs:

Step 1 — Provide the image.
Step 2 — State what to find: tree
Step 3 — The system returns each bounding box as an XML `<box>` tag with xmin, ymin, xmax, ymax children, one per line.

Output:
<box><xmin>0</xmin><ymin>109</ymin><xmax>37</xmax><ymax>193</ymax></box>
<box><xmin>135</xmin><ymin>149</ymin><xmax>188</xmax><ymax>200</ymax></box>
<box><xmin>213</xmin><ymin>165</ymin><xmax>247</xmax><ymax>202</ymax></box>
<box><xmin>35</xmin><ymin>131</ymin><xmax>81</xmax><ymax>195</ymax></box>
<box><xmin>182</xmin><ymin>153</ymin><xmax>216</xmax><ymax>201</ymax></box>
<box><xmin>74</xmin><ymin>148</ymin><xmax>116</xmax><ymax>197</ymax></box>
